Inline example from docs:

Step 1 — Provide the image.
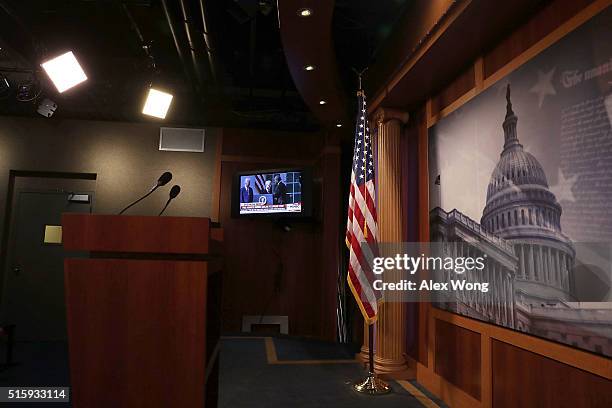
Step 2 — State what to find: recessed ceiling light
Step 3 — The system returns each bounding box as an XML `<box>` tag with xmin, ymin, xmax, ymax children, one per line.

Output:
<box><xmin>304</xmin><ymin>65</ymin><xmax>315</xmax><ymax>71</ymax></box>
<box><xmin>142</xmin><ymin>88</ymin><xmax>173</xmax><ymax>119</ymax></box>
<box><xmin>319</xmin><ymin>100</ymin><xmax>326</xmax><ymax>105</ymax></box>
<box><xmin>41</xmin><ymin>51</ymin><xmax>87</xmax><ymax>93</ymax></box>
<box><xmin>298</xmin><ymin>8</ymin><xmax>312</xmax><ymax>17</ymax></box>
<box><xmin>336</xmin><ymin>123</ymin><xmax>342</xmax><ymax>128</ymax></box>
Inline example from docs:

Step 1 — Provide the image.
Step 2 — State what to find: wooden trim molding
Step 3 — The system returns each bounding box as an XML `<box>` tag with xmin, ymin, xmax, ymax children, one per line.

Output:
<box><xmin>369</xmin><ymin>0</ymin><xmax>472</xmax><ymax>115</ymax></box>
<box><xmin>474</xmin><ymin>56</ymin><xmax>484</xmax><ymax>92</ymax></box>
<box><xmin>480</xmin><ymin>330</ymin><xmax>492</xmax><ymax>407</ymax></box>
<box><xmin>483</xmin><ymin>0</ymin><xmax>611</xmax><ymax>89</ymax></box>
<box><xmin>427</xmin><ymin>88</ymin><xmax>477</xmax><ymax>128</ymax></box>
<box><xmin>426</xmin><ymin>0</ymin><xmax>612</xmax><ymax>128</ymax></box>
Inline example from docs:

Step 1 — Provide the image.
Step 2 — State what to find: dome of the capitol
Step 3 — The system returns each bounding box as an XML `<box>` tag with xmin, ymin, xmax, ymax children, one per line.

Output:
<box><xmin>481</xmin><ymin>85</ymin><xmax>564</xmax><ymax>239</ymax></box>
<box><xmin>486</xmin><ymin>146</ymin><xmax>549</xmax><ymax>202</ymax></box>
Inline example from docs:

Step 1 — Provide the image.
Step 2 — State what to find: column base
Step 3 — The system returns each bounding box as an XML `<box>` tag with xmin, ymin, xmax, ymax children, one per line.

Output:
<box><xmin>374</xmin><ymin>355</ymin><xmax>415</xmax><ymax>380</ymax></box>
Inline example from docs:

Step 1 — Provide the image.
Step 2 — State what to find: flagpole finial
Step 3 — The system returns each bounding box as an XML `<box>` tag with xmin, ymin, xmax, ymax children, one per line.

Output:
<box><xmin>352</xmin><ymin>67</ymin><xmax>369</xmax><ymax>91</ymax></box>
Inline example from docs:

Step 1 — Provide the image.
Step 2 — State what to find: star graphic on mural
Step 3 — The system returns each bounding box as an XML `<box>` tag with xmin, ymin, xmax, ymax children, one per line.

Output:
<box><xmin>529</xmin><ymin>67</ymin><xmax>557</xmax><ymax>108</ymax></box>
<box><xmin>549</xmin><ymin>168</ymin><xmax>577</xmax><ymax>203</ymax></box>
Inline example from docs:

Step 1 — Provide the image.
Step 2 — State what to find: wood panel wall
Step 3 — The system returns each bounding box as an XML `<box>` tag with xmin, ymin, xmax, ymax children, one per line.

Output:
<box><xmin>213</xmin><ymin>127</ymin><xmax>342</xmax><ymax>339</ymax></box>
<box><xmin>492</xmin><ymin>340</ymin><xmax>612</xmax><ymax>408</ymax></box>
<box><xmin>434</xmin><ymin>319</ymin><xmax>481</xmax><ymax>400</ymax></box>
<box><xmin>403</xmin><ymin>0</ymin><xmax>612</xmax><ymax>407</ymax></box>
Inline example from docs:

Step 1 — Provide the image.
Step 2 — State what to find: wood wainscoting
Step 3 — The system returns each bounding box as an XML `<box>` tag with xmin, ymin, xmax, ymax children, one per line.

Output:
<box><xmin>416</xmin><ymin>306</ymin><xmax>612</xmax><ymax>408</ymax></box>
<box><xmin>492</xmin><ymin>340</ymin><xmax>612</xmax><ymax>408</ymax></box>
<box><xmin>434</xmin><ymin>319</ymin><xmax>481</xmax><ymax>401</ymax></box>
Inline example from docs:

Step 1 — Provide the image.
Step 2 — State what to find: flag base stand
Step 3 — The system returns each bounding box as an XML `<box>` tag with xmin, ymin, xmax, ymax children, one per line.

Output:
<box><xmin>352</xmin><ymin>371</ymin><xmax>391</xmax><ymax>395</ymax></box>
<box><xmin>352</xmin><ymin>324</ymin><xmax>391</xmax><ymax>395</ymax></box>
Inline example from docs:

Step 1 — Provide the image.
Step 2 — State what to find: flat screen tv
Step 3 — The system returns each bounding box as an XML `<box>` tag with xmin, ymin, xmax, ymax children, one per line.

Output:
<box><xmin>231</xmin><ymin>168</ymin><xmax>312</xmax><ymax>218</ymax></box>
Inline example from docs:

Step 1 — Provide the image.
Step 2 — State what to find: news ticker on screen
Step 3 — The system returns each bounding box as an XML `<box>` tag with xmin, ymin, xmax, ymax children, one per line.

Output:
<box><xmin>239</xmin><ymin>202</ymin><xmax>301</xmax><ymax>214</ymax></box>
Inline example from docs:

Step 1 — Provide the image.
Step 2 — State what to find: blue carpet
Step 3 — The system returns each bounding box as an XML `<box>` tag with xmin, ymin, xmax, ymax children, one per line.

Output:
<box><xmin>272</xmin><ymin>336</ymin><xmax>357</xmax><ymax>361</ymax></box>
<box><xmin>219</xmin><ymin>337</ymin><xmax>440</xmax><ymax>408</ymax></box>
<box><xmin>0</xmin><ymin>338</ymin><xmax>445</xmax><ymax>407</ymax></box>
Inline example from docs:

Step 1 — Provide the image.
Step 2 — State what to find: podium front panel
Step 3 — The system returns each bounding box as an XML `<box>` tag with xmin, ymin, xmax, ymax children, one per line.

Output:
<box><xmin>64</xmin><ymin>258</ymin><xmax>207</xmax><ymax>408</ymax></box>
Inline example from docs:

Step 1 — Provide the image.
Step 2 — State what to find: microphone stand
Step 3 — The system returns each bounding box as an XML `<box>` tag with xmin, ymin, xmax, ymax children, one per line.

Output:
<box><xmin>118</xmin><ymin>185</ymin><xmax>159</xmax><ymax>215</ymax></box>
<box><xmin>158</xmin><ymin>198</ymin><xmax>172</xmax><ymax>216</ymax></box>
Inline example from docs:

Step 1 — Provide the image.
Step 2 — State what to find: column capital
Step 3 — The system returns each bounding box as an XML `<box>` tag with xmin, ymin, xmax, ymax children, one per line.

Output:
<box><xmin>374</xmin><ymin>107</ymin><xmax>409</xmax><ymax>126</ymax></box>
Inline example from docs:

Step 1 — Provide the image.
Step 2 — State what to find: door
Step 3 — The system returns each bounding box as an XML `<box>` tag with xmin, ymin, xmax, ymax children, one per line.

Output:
<box><xmin>1</xmin><ymin>185</ymin><xmax>94</xmax><ymax>341</ymax></box>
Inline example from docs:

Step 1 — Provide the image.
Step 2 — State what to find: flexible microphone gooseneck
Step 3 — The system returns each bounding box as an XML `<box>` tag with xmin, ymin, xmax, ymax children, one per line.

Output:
<box><xmin>158</xmin><ymin>185</ymin><xmax>181</xmax><ymax>216</ymax></box>
<box><xmin>118</xmin><ymin>172</ymin><xmax>172</xmax><ymax>215</ymax></box>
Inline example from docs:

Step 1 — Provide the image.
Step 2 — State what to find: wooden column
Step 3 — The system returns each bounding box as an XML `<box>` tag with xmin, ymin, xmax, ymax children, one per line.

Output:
<box><xmin>372</xmin><ymin>107</ymin><xmax>411</xmax><ymax>378</ymax></box>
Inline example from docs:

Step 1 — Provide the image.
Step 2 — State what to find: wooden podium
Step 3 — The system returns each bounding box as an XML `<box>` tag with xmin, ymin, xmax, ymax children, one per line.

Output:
<box><xmin>62</xmin><ymin>214</ymin><xmax>223</xmax><ymax>408</ymax></box>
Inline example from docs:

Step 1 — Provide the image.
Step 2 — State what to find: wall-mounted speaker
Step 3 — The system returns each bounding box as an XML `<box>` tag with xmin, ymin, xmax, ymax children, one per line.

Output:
<box><xmin>159</xmin><ymin>127</ymin><xmax>206</xmax><ymax>152</ymax></box>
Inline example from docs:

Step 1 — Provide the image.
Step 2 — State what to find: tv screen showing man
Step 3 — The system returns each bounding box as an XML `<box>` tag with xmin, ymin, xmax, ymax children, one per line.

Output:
<box><xmin>240</xmin><ymin>177</ymin><xmax>254</xmax><ymax>203</ymax></box>
<box><xmin>238</xmin><ymin>171</ymin><xmax>302</xmax><ymax>214</ymax></box>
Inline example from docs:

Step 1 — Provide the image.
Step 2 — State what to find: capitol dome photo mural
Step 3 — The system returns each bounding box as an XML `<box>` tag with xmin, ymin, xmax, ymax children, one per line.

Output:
<box><xmin>428</xmin><ymin>8</ymin><xmax>612</xmax><ymax>357</ymax></box>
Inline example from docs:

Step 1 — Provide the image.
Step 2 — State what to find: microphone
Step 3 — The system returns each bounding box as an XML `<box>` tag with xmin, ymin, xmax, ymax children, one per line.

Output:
<box><xmin>158</xmin><ymin>185</ymin><xmax>181</xmax><ymax>216</ymax></box>
<box><xmin>156</xmin><ymin>171</ymin><xmax>172</xmax><ymax>187</ymax></box>
<box><xmin>118</xmin><ymin>172</ymin><xmax>172</xmax><ymax>215</ymax></box>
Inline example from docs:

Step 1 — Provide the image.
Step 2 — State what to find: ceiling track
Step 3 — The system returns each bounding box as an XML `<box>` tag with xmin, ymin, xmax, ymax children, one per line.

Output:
<box><xmin>197</xmin><ymin>0</ymin><xmax>217</xmax><ymax>83</ymax></box>
<box><xmin>160</xmin><ymin>0</ymin><xmax>203</xmax><ymax>96</ymax></box>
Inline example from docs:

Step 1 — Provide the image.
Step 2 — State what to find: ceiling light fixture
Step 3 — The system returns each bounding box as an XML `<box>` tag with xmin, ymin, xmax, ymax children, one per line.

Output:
<box><xmin>298</xmin><ymin>8</ymin><xmax>312</xmax><ymax>17</ymax></box>
<box><xmin>142</xmin><ymin>88</ymin><xmax>173</xmax><ymax>119</ymax></box>
<box><xmin>336</xmin><ymin>123</ymin><xmax>342</xmax><ymax>128</ymax></box>
<box><xmin>319</xmin><ymin>100</ymin><xmax>326</xmax><ymax>105</ymax></box>
<box><xmin>304</xmin><ymin>65</ymin><xmax>315</xmax><ymax>71</ymax></box>
<box><xmin>41</xmin><ymin>51</ymin><xmax>87</xmax><ymax>93</ymax></box>
<box><xmin>37</xmin><ymin>98</ymin><xmax>58</xmax><ymax>118</ymax></box>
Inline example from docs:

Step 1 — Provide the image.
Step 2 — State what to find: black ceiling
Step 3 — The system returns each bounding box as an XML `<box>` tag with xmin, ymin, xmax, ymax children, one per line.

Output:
<box><xmin>0</xmin><ymin>0</ymin><xmax>408</xmax><ymax>129</ymax></box>
<box><xmin>333</xmin><ymin>0</ymin><xmax>411</xmax><ymax>95</ymax></box>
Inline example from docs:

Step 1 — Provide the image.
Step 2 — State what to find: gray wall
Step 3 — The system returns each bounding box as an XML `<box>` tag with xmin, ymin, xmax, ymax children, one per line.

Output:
<box><xmin>0</xmin><ymin>116</ymin><xmax>219</xmax><ymax>220</ymax></box>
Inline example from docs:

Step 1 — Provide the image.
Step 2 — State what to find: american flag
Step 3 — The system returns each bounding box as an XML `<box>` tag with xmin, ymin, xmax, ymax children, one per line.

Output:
<box><xmin>254</xmin><ymin>174</ymin><xmax>267</xmax><ymax>194</ymax></box>
<box><xmin>346</xmin><ymin>90</ymin><xmax>380</xmax><ymax>324</ymax></box>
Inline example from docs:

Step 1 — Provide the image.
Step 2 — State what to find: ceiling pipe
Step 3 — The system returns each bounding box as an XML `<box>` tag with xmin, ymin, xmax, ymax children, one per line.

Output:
<box><xmin>178</xmin><ymin>0</ymin><xmax>209</xmax><ymax>88</ymax></box>
<box><xmin>248</xmin><ymin>16</ymin><xmax>256</xmax><ymax>98</ymax></box>
<box><xmin>160</xmin><ymin>0</ymin><xmax>199</xmax><ymax>93</ymax></box>
<box><xmin>121</xmin><ymin>4</ymin><xmax>145</xmax><ymax>44</ymax></box>
<box><xmin>197</xmin><ymin>0</ymin><xmax>218</xmax><ymax>83</ymax></box>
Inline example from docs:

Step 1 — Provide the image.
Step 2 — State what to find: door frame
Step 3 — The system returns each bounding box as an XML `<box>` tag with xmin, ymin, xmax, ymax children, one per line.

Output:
<box><xmin>0</xmin><ymin>170</ymin><xmax>97</xmax><ymax>306</ymax></box>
